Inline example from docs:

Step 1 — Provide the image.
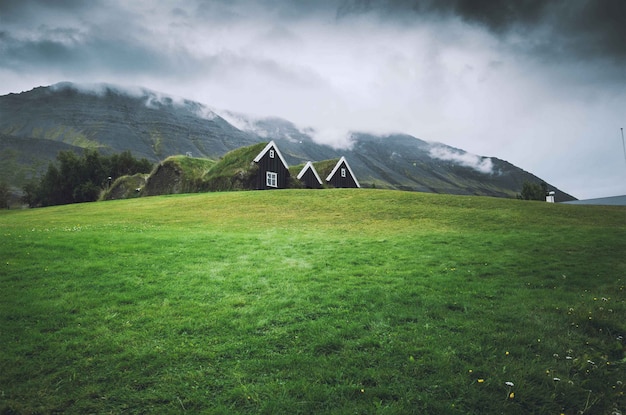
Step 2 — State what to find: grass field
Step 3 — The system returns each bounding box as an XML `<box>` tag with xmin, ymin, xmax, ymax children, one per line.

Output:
<box><xmin>1</xmin><ymin>189</ymin><xmax>625</xmax><ymax>414</ymax></box>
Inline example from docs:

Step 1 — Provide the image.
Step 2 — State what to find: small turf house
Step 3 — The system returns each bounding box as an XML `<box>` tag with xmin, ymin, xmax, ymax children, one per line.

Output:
<box><xmin>296</xmin><ymin>161</ymin><xmax>323</xmax><ymax>189</ymax></box>
<box><xmin>325</xmin><ymin>156</ymin><xmax>360</xmax><ymax>188</ymax></box>
<box><xmin>253</xmin><ymin>140</ymin><xmax>290</xmax><ymax>190</ymax></box>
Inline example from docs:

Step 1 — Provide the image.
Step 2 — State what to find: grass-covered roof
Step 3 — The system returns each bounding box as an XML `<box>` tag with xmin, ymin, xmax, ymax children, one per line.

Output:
<box><xmin>202</xmin><ymin>142</ymin><xmax>267</xmax><ymax>191</ymax></box>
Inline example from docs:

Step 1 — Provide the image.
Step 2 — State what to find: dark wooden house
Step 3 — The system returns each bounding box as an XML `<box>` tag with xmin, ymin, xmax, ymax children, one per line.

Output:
<box><xmin>296</xmin><ymin>161</ymin><xmax>323</xmax><ymax>189</ymax></box>
<box><xmin>253</xmin><ymin>140</ymin><xmax>290</xmax><ymax>189</ymax></box>
<box><xmin>325</xmin><ymin>156</ymin><xmax>360</xmax><ymax>188</ymax></box>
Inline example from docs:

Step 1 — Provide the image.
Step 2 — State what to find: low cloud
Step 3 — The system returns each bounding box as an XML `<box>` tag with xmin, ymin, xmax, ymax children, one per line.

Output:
<box><xmin>49</xmin><ymin>82</ymin><xmax>218</xmax><ymax>119</ymax></box>
<box><xmin>307</xmin><ymin>128</ymin><xmax>355</xmax><ymax>150</ymax></box>
<box><xmin>214</xmin><ymin>110</ymin><xmax>263</xmax><ymax>135</ymax></box>
<box><xmin>50</xmin><ymin>81</ymin><xmax>144</xmax><ymax>97</ymax></box>
<box><xmin>429</xmin><ymin>144</ymin><xmax>494</xmax><ymax>174</ymax></box>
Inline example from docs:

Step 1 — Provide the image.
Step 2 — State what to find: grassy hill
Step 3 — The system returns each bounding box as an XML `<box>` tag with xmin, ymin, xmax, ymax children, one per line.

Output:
<box><xmin>1</xmin><ymin>190</ymin><xmax>623</xmax><ymax>414</ymax></box>
<box><xmin>141</xmin><ymin>155</ymin><xmax>217</xmax><ymax>196</ymax></box>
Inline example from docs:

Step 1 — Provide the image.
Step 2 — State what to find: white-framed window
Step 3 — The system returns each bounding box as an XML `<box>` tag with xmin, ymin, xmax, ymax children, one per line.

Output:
<box><xmin>266</xmin><ymin>171</ymin><xmax>277</xmax><ymax>188</ymax></box>
<box><xmin>341</xmin><ymin>168</ymin><xmax>346</xmax><ymax>178</ymax></box>
<box><xmin>269</xmin><ymin>149</ymin><xmax>275</xmax><ymax>159</ymax></box>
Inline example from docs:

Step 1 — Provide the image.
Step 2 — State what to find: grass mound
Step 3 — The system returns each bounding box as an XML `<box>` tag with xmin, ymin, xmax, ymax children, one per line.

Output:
<box><xmin>142</xmin><ymin>155</ymin><xmax>216</xmax><ymax>196</ymax></box>
<box><xmin>100</xmin><ymin>173</ymin><xmax>148</xmax><ymax>200</ymax></box>
<box><xmin>1</xmin><ymin>190</ymin><xmax>624</xmax><ymax>414</ymax></box>
<box><xmin>201</xmin><ymin>142</ymin><xmax>265</xmax><ymax>191</ymax></box>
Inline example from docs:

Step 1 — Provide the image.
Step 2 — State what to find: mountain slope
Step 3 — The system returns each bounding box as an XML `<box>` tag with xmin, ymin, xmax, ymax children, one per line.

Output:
<box><xmin>0</xmin><ymin>82</ymin><xmax>576</xmax><ymax>200</ymax></box>
<box><xmin>0</xmin><ymin>83</ymin><xmax>258</xmax><ymax>160</ymax></box>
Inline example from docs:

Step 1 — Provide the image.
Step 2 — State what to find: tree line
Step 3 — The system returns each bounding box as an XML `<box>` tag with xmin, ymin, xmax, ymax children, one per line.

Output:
<box><xmin>21</xmin><ymin>150</ymin><xmax>153</xmax><ymax>207</ymax></box>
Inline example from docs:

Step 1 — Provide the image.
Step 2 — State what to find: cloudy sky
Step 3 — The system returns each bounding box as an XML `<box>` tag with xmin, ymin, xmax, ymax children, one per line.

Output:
<box><xmin>1</xmin><ymin>0</ymin><xmax>625</xmax><ymax>199</ymax></box>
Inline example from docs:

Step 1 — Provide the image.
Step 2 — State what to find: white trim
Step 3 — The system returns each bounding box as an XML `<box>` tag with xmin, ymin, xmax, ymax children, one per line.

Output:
<box><xmin>266</xmin><ymin>171</ymin><xmax>277</xmax><ymax>188</ymax></box>
<box><xmin>253</xmin><ymin>140</ymin><xmax>289</xmax><ymax>169</ymax></box>
<box><xmin>296</xmin><ymin>161</ymin><xmax>323</xmax><ymax>185</ymax></box>
<box><xmin>325</xmin><ymin>156</ymin><xmax>360</xmax><ymax>188</ymax></box>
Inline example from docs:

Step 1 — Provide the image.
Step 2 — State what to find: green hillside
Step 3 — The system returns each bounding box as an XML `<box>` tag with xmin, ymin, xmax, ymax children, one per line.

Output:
<box><xmin>1</xmin><ymin>190</ymin><xmax>623</xmax><ymax>414</ymax></box>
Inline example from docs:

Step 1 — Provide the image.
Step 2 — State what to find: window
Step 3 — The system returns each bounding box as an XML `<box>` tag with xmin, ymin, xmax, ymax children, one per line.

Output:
<box><xmin>266</xmin><ymin>171</ymin><xmax>277</xmax><ymax>188</ymax></box>
<box><xmin>269</xmin><ymin>149</ymin><xmax>275</xmax><ymax>159</ymax></box>
<box><xmin>341</xmin><ymin>168</ymin><xmax>346</xmax><ymax>178</ymax></box>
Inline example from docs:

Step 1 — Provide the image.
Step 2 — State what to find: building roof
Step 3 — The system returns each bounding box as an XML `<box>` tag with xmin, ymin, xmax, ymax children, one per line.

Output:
<box><xmin>253</xmin><ymin>140</ymin><xmax>289</xmax><ymax>169</ymax></box>
<box><xmin>325</xmin><ymin>156</ymin><xmax>360</xmax><ymax>188</ymax></box>
<box><xmin>296</xmin><ymin>161</ymin><xmax>323</xmax><ymax>184</ymax></box>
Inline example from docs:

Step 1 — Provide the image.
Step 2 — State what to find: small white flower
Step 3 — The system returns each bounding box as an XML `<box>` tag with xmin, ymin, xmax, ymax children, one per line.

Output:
<box><xmin>553</xmin><ymin>377</ymin><xmax>561</xmax><ymax>382</ymax></box>
<box><xmin>566</xmin><ymin>356</ymin><xmax>574</xmax><ymax>360</ymax></box>
<box><xmin>505</xmin><ymin>381</ymin><xmax>514</xmax><ymax>387</ymax></box>
<box><xmin>587</xmin><ymin>360</ymin><xmax>595</xmax><ymax>365</ymax></box>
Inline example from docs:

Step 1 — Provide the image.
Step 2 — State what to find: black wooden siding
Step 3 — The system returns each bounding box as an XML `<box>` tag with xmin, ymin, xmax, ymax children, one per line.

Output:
<box><xmin>299</xmin><ymin>168</ymin><xmax>322</xmax><ymax>189</ymax></box>
<box><xmin>255</xmin><ymin>150</ymin><xmax>290</xmax><ymax>190</ymax></box>
<box><xmin>327</xmin><ymin>160</ymin><xmax>358</xmax><ymax>188</ymax></box>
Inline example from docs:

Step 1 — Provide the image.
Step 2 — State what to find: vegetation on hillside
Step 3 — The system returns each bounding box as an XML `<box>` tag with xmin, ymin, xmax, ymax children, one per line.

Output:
<box><xmin>141</xmin><ymin>155</ymin><xmax>216</xmax><ymax>196</ymax></box>
<box><xmin>154</xmin><ymin>143</ymin><xmax>327</xmax><ymax>193</ymax></box>
<box><xmin>100</xmin><ymin>173</ymin><xmax>149</xmax><ymax>201</ymax></box>
<box><xmin>21</xmin><ymin>150</ymin><xmax>153</xmax><ymax>207</ymax></box>
<box><xmin>1</xmin><ymin>190</ymin><xmax>623</xmax><ymax>414</ymax></box>
<box><xmin>0</xmin><ymin>181</ymin><xmax>9</xmax><ymax>209</ymax></box>
<box><xmin>17</xmin><ymin>143</ymin><xmax>354</xmax><ymax>207</ymax></box>
<box><xmin>201</xmin><ymin>142</ymin><xmax>266</xmax><ymax>191</ymax></box>
<box><xmin>518</xmin><ymin>181</ymin><xmax>549</xmax><ymax>201</ymax></box>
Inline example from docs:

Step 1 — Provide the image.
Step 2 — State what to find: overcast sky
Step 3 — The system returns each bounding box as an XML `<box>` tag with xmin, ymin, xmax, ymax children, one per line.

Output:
<box><xmin>1</xmin><ymin>0</ymin><xmax>625</xmax><ymax>199</ymax></box>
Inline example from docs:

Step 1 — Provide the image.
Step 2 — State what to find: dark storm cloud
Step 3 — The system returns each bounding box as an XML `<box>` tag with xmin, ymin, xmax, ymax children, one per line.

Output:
<box><xmin>0</xmin><ymin>0</ymin><xmax>324</xmax><ymax>84</ymax></box>
<box><xmin>0</xmin><ymin>0</ymin><xmax>100</xmax><ymax>30</ymax></box>
<box><xmin>1</xmin><ymin>0</ymin><xmax>184</xmax><ymax>77</ymax></box>
<box><xmin>0</xmin><ymin>0</ymin><xmax>93</xmax><ymax>17</ymax></box>
<box><xmin>0</xmin><ymin>28</ymin><xmax>173</xmax><ymax>76</ymax></box>
<box><xmin>336</xmin><ymin>0</ymin><xmax>626</xmax><ymax>63</ymax></box>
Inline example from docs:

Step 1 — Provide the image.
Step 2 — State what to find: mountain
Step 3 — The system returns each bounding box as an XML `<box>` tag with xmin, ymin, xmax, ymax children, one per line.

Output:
<box><xmin>0</xmin><ymin>82</ymin><xmax>576</xmax><ymax>201</ymax></box>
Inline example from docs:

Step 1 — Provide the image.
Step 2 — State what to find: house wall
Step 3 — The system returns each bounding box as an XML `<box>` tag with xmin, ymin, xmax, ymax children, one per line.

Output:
<box><xmin>300</xmin><ymin>168</ymin><xmax>321</xmax><ymax>189</ymax></box>
<box><xmin>327</xmin><ymin>160</ymin><xmax>358</xmax><ymax>188</ymax></box>
<box><xmin>255</xmin><ymin>149</ymin><xmax>289</xmax><ymax>189</ymax></box>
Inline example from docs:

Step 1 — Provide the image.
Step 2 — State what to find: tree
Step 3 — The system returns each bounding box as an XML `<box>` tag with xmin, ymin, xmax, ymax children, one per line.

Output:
<box><xmin>0</xmin><ymin>181</ymin><xmax>9</xmax><ymax>209</ymax></box>
<box><xmin>21</xmin><ymin>179</ymin><xmax>41</xmax><ymax>208</ymax></box>
<box><xmin>518</xmin><ymin>181</ymin><xmax>548</xmax><ymax>201</ymax></box>
<box><xmin>22</xmin><ymin>150</ymin><xmax>154</xmax><ymax>207</ymax></box>
<box><xmin>108</xmin><ymin>150</ymin><xmax>153</xmax><ymax>178</ymax></box>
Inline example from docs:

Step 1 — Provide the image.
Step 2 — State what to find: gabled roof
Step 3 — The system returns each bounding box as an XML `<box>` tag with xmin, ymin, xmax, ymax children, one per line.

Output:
<box><xmin>325</xmin><ymin>156</ymin><xmax>360</xmax><ymax>188</ymax></box>
<box><xmin>253</xmin><ymin>140</ymin><xmax>289</xmax><ymax>169</ymax></box>
<box><xmin>296</xmin><ymin>161</ymin><xmax>322</xmax><ymax>185</ymax></box>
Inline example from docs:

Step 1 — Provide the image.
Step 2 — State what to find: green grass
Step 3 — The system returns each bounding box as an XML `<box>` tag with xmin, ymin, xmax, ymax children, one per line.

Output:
<box><xmin>201</xmin><ymin>143</ymin><xmax>265</xmax><ymax>191</ymax></box>
<box><xmin>167</xmin><ymin>155</ymin><xmax>216</xmax><ymax>177</ymax></box>
<box><xmin>1</xmin><ymin>189</ymin><xmax>625</xmax><ymax>414</ymax></box>
<box><xmin>101</xmin><ymin>173</ymin><xmax>148</xmax><ymax>201</ymax></box>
